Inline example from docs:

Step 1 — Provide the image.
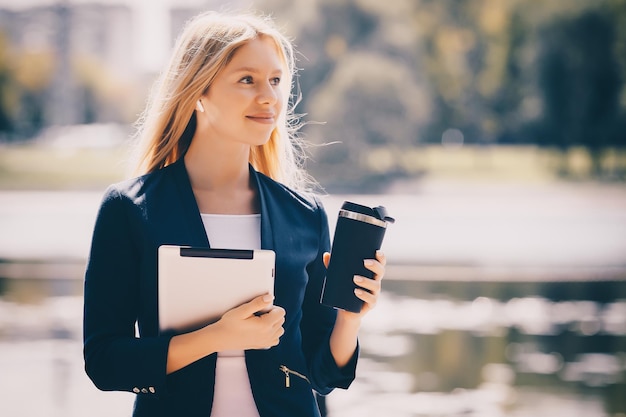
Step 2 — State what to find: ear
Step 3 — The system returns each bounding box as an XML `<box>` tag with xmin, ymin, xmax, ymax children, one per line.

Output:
<box><xmin>196</xmin><ymin>99</ymin><xmax>205</xmax><ymax>113</ymax></box>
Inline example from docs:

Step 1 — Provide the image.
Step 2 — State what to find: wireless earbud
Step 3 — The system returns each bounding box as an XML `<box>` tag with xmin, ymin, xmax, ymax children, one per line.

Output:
<box><xmin>196</xmin><ymin>100</ymin><xmax>205</xmax><ymax>113</ymax></box>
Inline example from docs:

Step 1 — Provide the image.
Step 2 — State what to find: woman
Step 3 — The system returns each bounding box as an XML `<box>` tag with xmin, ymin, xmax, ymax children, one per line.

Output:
<box><xmin>83</xmin><ymin>11</ymin><xmax>386</xmax><ymax>417</ymax></box>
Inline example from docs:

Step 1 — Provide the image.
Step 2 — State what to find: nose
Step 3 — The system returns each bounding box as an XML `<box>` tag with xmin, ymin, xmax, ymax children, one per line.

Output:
<box><xmin>257</xmin><ymin>82</ymin><xmax>279</xmax><ymax>105</ymax></box>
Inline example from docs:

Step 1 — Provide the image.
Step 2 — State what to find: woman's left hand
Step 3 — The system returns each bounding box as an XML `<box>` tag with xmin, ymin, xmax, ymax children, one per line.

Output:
<box><xmin>323</xmin><ymin>250</ymin><xmax>386</xmax><ymax>320</ymax></box>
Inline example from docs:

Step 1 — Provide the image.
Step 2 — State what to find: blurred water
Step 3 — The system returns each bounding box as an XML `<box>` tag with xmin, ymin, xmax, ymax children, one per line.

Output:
<box><xmin>332</xmin><ymin>279</ymin><xmax>626</xmax><ymax>417</ymax></box>
<box><xmin>1</xmin><ymin>279</ymin><xmax>625</xmax><ymax>417</ymax></box>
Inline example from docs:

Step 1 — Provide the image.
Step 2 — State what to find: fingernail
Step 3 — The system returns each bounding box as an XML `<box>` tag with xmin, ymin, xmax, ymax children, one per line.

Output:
<box><xmin>354</xmin><ymin>276</ymin><xmax>363</xmax><ymax>283</ymax></box>
<box><xmin>263</xmin><ymin>294</ymin><xmax>274</xmax><ymax>303</ymax></box>
<box><xmin>354</xmin><ymin>289</ymin><xmax>363</xmax><ymax>296</ymax></box>
<box><xmin>364</xmin><ymin>259</ymin><xmax>374</xmax><ymax>266</ymax></box>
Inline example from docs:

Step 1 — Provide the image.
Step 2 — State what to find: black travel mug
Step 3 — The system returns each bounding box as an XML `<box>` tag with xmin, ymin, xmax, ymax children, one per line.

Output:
<box><xmin>321</xmin><ymin>201</ymin><xmax>395</xmax><ymax>313</ymax></box>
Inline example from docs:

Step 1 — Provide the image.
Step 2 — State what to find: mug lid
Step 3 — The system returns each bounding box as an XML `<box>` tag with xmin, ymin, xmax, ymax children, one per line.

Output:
<box><xmin>340</xmin><ymin>201</ymin><xmax>395</xmax><ymax>224</ymax></box>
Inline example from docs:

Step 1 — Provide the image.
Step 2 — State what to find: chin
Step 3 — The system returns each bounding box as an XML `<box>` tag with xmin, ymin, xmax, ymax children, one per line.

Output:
<box><xmin>250</xmin><ymin>133</ymin><xmax>273</xmax><ymax>147</ymax></box>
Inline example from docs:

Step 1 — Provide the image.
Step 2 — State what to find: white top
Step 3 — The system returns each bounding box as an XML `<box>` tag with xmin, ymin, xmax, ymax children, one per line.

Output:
<box><xmin>200</xmin><ymin>213</ymin><xmax>262</xmax><ymax>417</ymax></box>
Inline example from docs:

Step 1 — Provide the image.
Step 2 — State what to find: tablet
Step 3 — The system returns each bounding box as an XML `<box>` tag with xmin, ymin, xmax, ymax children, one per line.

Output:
<box><xmin>158</xmin><ymin>245</ymin><xmax>275</xmax><ymax>333</ymax></box>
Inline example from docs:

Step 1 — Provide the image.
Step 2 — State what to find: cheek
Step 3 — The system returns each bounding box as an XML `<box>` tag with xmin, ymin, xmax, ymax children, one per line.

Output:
<box><xmin>276</xmin><ymin>92</ymin><xmax>285</xmax><ymax>113</ymax></box>
<box><xmin>206</xmin><ymin>98</ymin><xmax>238</xmax><ymax>122</ymax></box>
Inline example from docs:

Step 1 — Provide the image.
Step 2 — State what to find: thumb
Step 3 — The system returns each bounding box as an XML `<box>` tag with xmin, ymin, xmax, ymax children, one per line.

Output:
<box><xmin>231</xmin><ymin>294</ymin><xmax>274</xmax><ymax>318</ymax></box>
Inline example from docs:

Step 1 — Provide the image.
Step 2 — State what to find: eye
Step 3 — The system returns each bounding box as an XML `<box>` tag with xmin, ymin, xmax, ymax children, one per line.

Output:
<box><xmin>270</xmin><ymin>77</ymin><xmax>281</xmax><ymax>86</ymax></box>
<box><xmin>239</xmin><ymin>76</ymin><xmax>253</xmax><ymax>84</ymax></box>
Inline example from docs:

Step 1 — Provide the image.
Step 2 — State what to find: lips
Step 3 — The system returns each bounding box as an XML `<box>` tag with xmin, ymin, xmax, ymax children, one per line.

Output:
<box><xmin>246</xmin><ymin>113</ymin><xmax>276</xmax><ymax>124</ymax></box>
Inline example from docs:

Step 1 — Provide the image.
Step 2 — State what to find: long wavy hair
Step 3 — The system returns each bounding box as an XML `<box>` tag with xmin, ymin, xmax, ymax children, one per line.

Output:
<box><xmin>130</xmin><ymin>11</ymin><xmax>309</xmax><ymax>189</ymax></box>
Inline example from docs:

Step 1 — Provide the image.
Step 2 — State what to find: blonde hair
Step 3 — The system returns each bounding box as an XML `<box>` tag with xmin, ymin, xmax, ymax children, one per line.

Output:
<box><xmin>130</xmin><ymin>11</ymin><xmax>309</xmax><ymax>189</ymax></box>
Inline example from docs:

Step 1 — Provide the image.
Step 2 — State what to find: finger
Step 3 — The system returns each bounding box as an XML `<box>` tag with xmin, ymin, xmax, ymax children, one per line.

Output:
<box><xmin>272</xmin><ymin>320</ymin><xmax>285</xmax><ymax>334</ymax></box>
<box><xmin>277</xmin><ymin>326</ymin><xmax>285</xmax><ymax>341</ymax></box>
<box><xmin>269</xmin><ymin>328</ymin><xmax>283</xmax><ymax>347</ymax></box>
<box><xmin>266</xmin><ymin>306</ymin><xmax>286</xmax><ymax>323</ymax></box>
<box><xmin>354</xmin><ymin>287</ymin><xmax>377</xmax><ymax>307</ymax></box>
<box><xmin>268</xmin><ymin>305</ymin><xmax>286</xmax><ymax>317</ymax></box>
<box><xmin>261</xmin><ymin>306</ymin><xmax>285</xmax><ymax>327</ymax></box>
<box><xmin>276</xmin><ymin>326</ymin><xmax>285</xmax><ymax>338</ymax></box>
<box><xmin>363</xmin><ymin>259</ymin><xmax>385</xmax><ymax>280</ymax></box>
<box><xmin>323</xmin><ymin>252</ymin><xmax>330</xmax><ymax>268</ymax></box>
<box><xmin>353</xmin><ymin>275</ymin><xmax>381</xmax><ymax>294</ymax></box>
<box><xmin>234</xmin><ymin>293</ymin><xmax>274</xmax><ymax>318</ymax></box>
<box><xmin>265</xmin><ymin>324</ymin><xmax>285</xmax><ymax>348</ymax></box>
<box><xmin>376</xmin><ymin>250</ymin><xmax>387</xmax><ymax>266</ymax></box>
<box><xmin>271</xmin><ymin>318</ymin><xmax>285</xmax><ymax>331</ymax></box>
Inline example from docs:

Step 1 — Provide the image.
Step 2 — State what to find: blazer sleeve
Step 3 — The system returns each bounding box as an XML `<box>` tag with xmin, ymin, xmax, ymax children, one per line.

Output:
<box><xmin>300</xmin><ymin>197</ymin><xmax>359</xmax><ymax>395</ymax></box>
<box><xmin>83</xmin><ymin>186</ymin><xmax>172</xmax><ymax>397</ymax></box>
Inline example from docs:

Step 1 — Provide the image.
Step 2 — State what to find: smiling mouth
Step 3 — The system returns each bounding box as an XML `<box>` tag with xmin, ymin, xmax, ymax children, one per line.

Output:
<box><xmin>246</xmin><ymin>115</ymin><xmax>275</xmax><ymax>124</ymax></box>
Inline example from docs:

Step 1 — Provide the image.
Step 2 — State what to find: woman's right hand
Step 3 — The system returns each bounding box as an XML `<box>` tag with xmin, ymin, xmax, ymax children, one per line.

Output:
<box><xmin>213</xmin><ymin>294</ymin><xmax>285</xmax><ymax>350</ymax></box>
<box><xmin>167</xmin><ymin>294</ymin><xmax>284</xmax><ymax>374</ymax></box>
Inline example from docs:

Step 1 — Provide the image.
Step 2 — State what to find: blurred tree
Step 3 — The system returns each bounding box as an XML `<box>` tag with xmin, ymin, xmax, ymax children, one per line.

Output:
<box><xmin>13</xmin><ymin>51</ymin><xmax>54</xmax><ymax>137</ymax></box>
<box><xmin>274</xmin><ymin>0</ymin><xmax>626</xmax><ymax>187</ymax></box>
<box><xmin>537</xmin><ymin>10</ymin><xmax>622</xmax><ymax>177</ymax></box>
<box><xmin>0</xmin><ymin>33</ymin><xmax>13</xmax><ymax>137</ymax></box>
<box><xmin>282</xmin><ymin>0</ymin><xmax>382</xmax><ymax>112</ymax></box>
<box><xmin>486</xmin><ymin>8</ymin><xmax>530</xmax><ymax>144</ymax></box>
<box><xmin>74</xmin><ymin>56</ymin><xmax>139</xmax><ymax>124</ymax></box>
<box><xmin>306</xmin><ymin>51</ymin><xmax>431</xmax><ymax>188</ymax></box>
<box><xmin>419</xmin><ymin>0</ymin><xmax>485</xmax><ymax>144</ymax></box>
<box><xmin>0</xmin><ymin>31</ymin><xmax>54</xmax><ymax>141</ymax></box>
<box><xmin>606</xmin><ymin>0</ymin><xmax>626</xmax><ymax>161</ymax></box>
<box><xmin>265</xmin><ymin>0</ymin><xmax>431</xmax><ymax>188</ymax></box>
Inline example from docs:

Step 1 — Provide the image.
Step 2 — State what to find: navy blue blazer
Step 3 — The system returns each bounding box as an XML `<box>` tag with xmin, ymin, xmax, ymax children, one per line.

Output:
<box><xmin>83</xmin><ymin>159</ymin><xmax>358</xmax><ymax>417</ymax></box>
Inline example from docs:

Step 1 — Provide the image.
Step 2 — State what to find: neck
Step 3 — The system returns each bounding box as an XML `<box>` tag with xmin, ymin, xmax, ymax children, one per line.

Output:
<box><xmin>184</xmin><ymin>136</ymin><xmax>251</xmax><ymax>192</ymax></box>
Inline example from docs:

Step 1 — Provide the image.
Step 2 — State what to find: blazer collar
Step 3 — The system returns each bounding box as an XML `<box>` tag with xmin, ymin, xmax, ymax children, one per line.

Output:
<box><xmin>250</xmin><ymin>164</ymin><xmax>276</xmax><ymax>252</ymax></box>
<box><xmin>170</xmin><ymin>158</ymin><xmax>275</xmax><ymax>251</ymax></box>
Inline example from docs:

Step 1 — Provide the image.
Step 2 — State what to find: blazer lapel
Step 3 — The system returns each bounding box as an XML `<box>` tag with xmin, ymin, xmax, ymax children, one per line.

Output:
<box><xmin>250</xmin><ymin>165</ymin><xmax>275</xmax><ymax>252</ymax></box>
<box><xmin>171</xmin><ymin>159</ymin><xmax>210</xmax><ymax>248</ymax></box>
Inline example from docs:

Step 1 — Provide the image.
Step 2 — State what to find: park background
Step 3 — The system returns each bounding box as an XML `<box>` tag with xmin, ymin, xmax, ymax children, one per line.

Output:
<box><xmin>1</xmin><ymin>0</ymin><xmax>626</xmax><ymax>416</ymax></box>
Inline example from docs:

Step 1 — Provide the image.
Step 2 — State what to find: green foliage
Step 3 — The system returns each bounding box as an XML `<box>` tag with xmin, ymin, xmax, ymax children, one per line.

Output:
<box><xmin>0</xmin><ymin>31</ymin><xmax>54</xmax><ymax>139</ymax></box>
<box><xmin>537</xmin><ymin>9</ymin><xmax>624</xmax><ymax>175</ymax></box>
<box><xmin>261</xmin><ymin>0</ymin><xmax>626</xmax><ymax>187</ymax></box>
<box><xmin>0</xmin><ymin>33</ymin><xmax>15</xmax><ymax>135</ymax></box>
<box><xmin>538</xmin><ymin>11</ymin><xmax>621</xmax><ymax>147</ymax></box>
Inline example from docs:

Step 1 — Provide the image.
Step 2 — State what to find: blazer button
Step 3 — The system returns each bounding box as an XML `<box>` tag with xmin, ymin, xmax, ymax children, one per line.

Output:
<box><xmin>149</xmin><ymin>387</ymin><xmax>156</xmax><ymax>394</ymax></box>
<box><xmin>132</xmin><ymin>387</ymin><xmax>140</xmax><ymax>393</ymax></box>
<box><xmin>141</xmin><ymin>388</ymin><xmax>148</xmax><ymax>393</ymax></box>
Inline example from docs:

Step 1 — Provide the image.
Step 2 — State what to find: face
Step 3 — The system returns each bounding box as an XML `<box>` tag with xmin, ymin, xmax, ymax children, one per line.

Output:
<box><xmin>196</xmin><ymin>36</ymin><xmax>285</xmax><ymax>148</ymax></box>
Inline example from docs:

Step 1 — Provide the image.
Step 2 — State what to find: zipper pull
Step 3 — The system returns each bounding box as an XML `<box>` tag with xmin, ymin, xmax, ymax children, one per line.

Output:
<box><xmin>280</xmin><ymin>365</ymin><xmax>290</xmax><ymax>388</ymax></box>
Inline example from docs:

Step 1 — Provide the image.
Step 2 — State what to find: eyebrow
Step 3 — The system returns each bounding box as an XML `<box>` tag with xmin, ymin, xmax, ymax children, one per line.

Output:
<box><xmin>231</xmin><ymin>66</ymin><xmax>283</xmax><ymax>75</ymax></box>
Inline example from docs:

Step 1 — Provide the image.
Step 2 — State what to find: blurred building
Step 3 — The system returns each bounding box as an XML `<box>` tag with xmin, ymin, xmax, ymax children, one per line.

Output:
<box><xmin>0</xmin><ymin>3</ymin><xmax>133</xmax><ymax>76</ymax></box>
<box><xmin>0</xmin><ymin>2</ymin><xmax>133</xmax><ymax>126</ymax></box>
<box><xmin>169</xmin><ymin>1</ymin><xmax>253</xmax><ymax>41</ymax></box>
